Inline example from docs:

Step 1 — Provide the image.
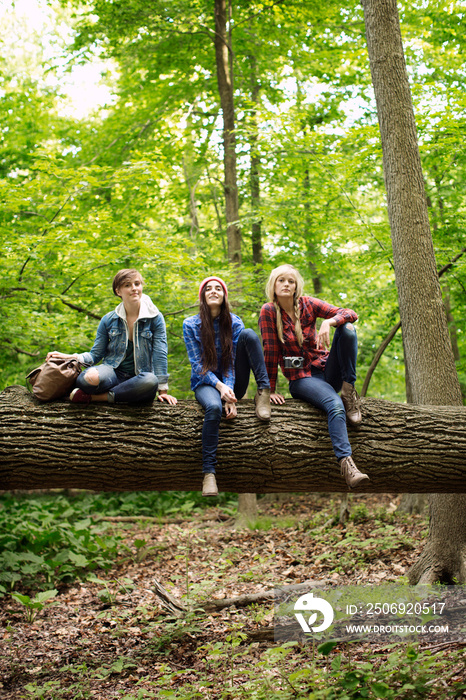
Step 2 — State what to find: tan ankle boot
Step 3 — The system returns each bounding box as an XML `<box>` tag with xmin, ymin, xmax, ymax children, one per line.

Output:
<box><xmin>339</xmin><ymin>456</ymin><xmax>370</xmax><ymax>489</ymax></box>
<box><xmin>254</xmin><ymin>388</ymin><xmax>271</xmax><ymax>421</ymax></box>
<box><xmin>202</xmin><ymin>473</ymin><xmax>218</xmax><ymax>497</ymax></box>
<box><xmin>341</xmin><ymin>381</ymin><xmax>362</xmax><ymax>425</ymax></box>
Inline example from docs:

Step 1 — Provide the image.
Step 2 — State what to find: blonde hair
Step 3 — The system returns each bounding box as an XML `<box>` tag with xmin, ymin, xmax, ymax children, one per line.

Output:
<box><xmin>265</xmin><ymin>264</ymin><xmax>304</xmax><ymax>347</ymax></box>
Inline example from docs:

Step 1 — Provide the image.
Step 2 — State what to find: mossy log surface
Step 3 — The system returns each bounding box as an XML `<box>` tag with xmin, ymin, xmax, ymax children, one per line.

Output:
<box><xmin>1</xmin><ymin>385</ymin><xmax>466</xmax><ymax>493</ymax></box>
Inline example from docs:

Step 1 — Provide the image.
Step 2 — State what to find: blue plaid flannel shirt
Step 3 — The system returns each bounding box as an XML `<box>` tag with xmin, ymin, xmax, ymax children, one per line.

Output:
<box><xmin>183</xmin><ymin>313</ymin><xmax>245</xmax><ymax>391</ymax></box>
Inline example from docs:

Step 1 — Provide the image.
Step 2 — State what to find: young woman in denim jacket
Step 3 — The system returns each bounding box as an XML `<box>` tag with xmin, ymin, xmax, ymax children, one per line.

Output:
<box><xmin>183</xmin><ymin>276</ymin><xmax>271</xmax><ymax>496</ymax></box>
<box><xmin>46</xmin><ymin>269</ymin><xmax>177</xmax><ymax>406</ymax></box>
<box><xmin>259</xmin><ymin>264</ymin><xmax>369</xmax><ymax>489</ymax></box>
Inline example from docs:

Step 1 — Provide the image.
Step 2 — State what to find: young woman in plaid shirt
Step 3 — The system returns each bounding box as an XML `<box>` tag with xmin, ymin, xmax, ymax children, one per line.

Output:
<box><xmin>183</xmin><ymin>276</ymin><xmax>271</xmax><ymax>496</ymax></box>
<box><xmin>258</xmin><ymin>264</ymin><xmax>369</xmax><ymax>489</ymax></box>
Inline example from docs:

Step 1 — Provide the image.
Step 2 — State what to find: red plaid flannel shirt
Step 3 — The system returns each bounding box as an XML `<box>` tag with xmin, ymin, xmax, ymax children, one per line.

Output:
<box><xmin>258</xmin><ymin>296</ymin><xmax>358</xmax><ymax>392</ymax></box>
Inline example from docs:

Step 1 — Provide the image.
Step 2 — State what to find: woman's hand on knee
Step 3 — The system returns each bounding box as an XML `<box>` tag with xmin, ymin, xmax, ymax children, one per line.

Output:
<box><xmin>224</xmin><ymin>401</ymin><xmax>237</xmax><ymax>419</ymax></box>
<box><xmin>270</xmin><ymin>392</ymin><xmax>285</xmax><ymax>405</ymax></box>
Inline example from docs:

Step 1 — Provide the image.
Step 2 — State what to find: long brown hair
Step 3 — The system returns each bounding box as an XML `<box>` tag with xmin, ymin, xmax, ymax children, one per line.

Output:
<box><xmin>199</xmin><ymin>289</ymin><xmax>233</xmax><ymax>373</ymax></box>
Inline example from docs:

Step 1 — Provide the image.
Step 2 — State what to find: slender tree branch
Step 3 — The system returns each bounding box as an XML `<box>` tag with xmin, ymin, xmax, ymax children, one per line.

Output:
<box><xmin>0</xmin><ymin>339</ymin><xmax>41</xmax><ymax>357</ymax></box>
<box><xmin>59</xmin><ymin>300</ymin><xmax>102</xmax><ymax>320</ymax></box>
<box><xmin>0</xmin><ymin>287</ymin><xmax>29</xmax><ymax>300</ymax></box>
<box><xmin>361</xmin><ymin>321</ymin><xmax>401</xmax><ymax>397</ymax></box>
<box><xmin>452</xmin><ymin>273</ymin><xmax>466</xmax><ymax>296</ymax></box>
<box><xmin>61</xmin><ymin>264</ymin><xmax>112</xmax><ymax>295</ymax></box>
<box><xmin>84</xmin><ymin>136</ymin><xmax>122</xmax><ymax>166</ymax></box>
<box><xmin>164</xmin><ymin>303</ymin><xmax>198</xmax><ymax>317</ymax></box>
<box><xmin>286</xmin><ymin>147</ymin><xmax>393</xmax><ymax>267</ymax></box>
<box><xmin>17</xmin><ymin>211</ymin><xmax>51</xmax><ymax>221</ymax></box>
<box><xmin>18</xmin><ymin>186</ymin><xmax>88</xmax><ymax>281</ymax></box>
<box><xmin>83</xmin><ymin>115</ymin><xmax>163</xmax><ymax>166</ymax></box>
<box><xmin>438</xmin><ymin>246</ymin><xmax>466</xmax><ymax>277</ymax></box>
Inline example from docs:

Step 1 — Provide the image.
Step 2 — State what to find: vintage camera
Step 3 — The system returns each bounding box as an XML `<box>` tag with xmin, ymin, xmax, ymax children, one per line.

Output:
<box><xmin>283</xmin><ymin>356</ymin><xmax>304</xmax><ymax>369</ymax></box>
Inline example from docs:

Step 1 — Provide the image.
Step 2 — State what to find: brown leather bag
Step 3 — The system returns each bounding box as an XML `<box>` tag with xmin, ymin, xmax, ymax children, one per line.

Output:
<box><xmin>26</xmin><ymin>357</ymin><xmax>83</xmax><ymax>401</ymax></box>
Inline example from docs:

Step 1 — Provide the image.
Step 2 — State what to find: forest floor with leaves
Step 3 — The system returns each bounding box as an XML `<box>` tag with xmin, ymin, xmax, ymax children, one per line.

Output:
<box><xmin>0</xmin><ymin>491</ymin><xmax>465</xmax><ymax>699</ymax></box>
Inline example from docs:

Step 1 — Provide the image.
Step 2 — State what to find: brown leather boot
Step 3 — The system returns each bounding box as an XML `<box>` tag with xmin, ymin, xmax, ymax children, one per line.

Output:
<box><xmin>202</xmin><ymin>473</ymin><xmax>218</xmax><ymax>497</ymax></box>
<box><xmin>339</xmin><ymin>456</ymin><xmax>370</xmax><ymax>489</ymax></box>
<box><xmin>341</xmin><ymin>381</ymin><xmax>362</xmax><ymax>425</ymax></box>
<box><xmin>254</xmin><ymin>388</ymin><xmax>271</xmax><ymax>421</ymax></box>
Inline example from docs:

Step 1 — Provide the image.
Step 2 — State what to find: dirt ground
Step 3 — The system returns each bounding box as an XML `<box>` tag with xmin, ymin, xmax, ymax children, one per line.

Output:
<box><xmin>1</xmin><ymin>492</ymin><xmax>464</xmax><ymax>699</ymax></box>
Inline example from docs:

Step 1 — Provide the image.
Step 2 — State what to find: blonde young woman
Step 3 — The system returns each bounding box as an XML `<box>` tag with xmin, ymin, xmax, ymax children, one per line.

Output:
<box><xmin>258</xmin><ymin>264</ymin><xmax>369</xmax><ymax>488</ymax></box>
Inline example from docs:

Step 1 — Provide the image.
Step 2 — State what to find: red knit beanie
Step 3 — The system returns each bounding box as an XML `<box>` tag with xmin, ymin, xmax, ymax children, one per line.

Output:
<box><xmin>198</xmin><ymin>276</ymin><xmax>228</xmax><ymax>299</ymax></box>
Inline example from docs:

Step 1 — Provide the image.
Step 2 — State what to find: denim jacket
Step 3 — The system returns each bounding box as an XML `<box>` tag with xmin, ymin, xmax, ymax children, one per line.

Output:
<box><xmin>77</xmin><ymin>294</ymin><xmax>169</xmax><ymax>390</ymax></box>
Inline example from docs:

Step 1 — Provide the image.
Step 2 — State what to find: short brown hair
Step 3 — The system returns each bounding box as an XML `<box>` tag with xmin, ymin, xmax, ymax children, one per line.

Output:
<box><xmin>112</xmin><ymin>269</ymin><xmax>144</xmax><ymax>297</ymax></box>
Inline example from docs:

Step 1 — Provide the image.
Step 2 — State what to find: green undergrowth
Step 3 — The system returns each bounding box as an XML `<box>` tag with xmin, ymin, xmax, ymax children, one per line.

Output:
<box><xmin>146</xmin><ymin>640</ymin><xmax>466</xmax><ymax>699</ymax></box>
<box><xmin>82</xmin><ymin>489</ymin><xmax>238</xmax><ymax>519</ymax></box>
<box><xmin>1</xmin><ymin>491</ymin><xmax>463</xmax><ymax>699</ymax></box>
<box><xmin>0</xmin><ymin>490</ymin><xmax>237</xmax><ymax>595</ymax></box>
<box><xmin>0</xmin><ymin>492</ymin><xmax>120</xmax><ymax>595</ymax></box>
<box><xmin>295</xmin><ymin>499</ymin><xmax>420</xmax><ymax>576</ymax></box>
<box><xmin>20</xmin><ymin>636</ymin><xmax>466</xmax><ymax>699</ymax></box>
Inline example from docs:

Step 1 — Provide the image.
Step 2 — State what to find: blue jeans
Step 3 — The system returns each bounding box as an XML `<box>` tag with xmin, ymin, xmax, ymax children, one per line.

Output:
<box><xmin>289</xmin><ymin>323</ymin><xmax>358</xmax><ymax>461</ymax></box>
<box><xmin>76</xmin><ymin>365</ymin><xmax>159</xmax><ymax>404</ymax></box>
<box><xmin>195</xmin><ymin>329</ymin><xmax>270</xmax><ymax>474</ymax></box>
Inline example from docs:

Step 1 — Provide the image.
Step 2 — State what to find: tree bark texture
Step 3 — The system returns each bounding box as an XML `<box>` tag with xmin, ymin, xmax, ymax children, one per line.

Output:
<box><xmin>236</xmin><ymin>493</ymin><xmax>258</xmax><ymax>526</ymax></box>
<box><xmin>362</xmin><ymin>0</ymin><xmax>466</xmax><ymax>583</ymax></box>
<box><xmin>1</xmin><ymin>386</ymin><xmax>466</xmax><ymax>494</ymax></box>
<box><xmin>214</xmin><ymin>0</ymin><xmax>241</xmax><ymax>265</ymax></box>
<box><xmin>362</xmin><ymin>0</ymin><xmax>461</xmax><ymax>407</ymax></box>
<box><xmin>408</xmin><ymin>494</ymin><xmax>466</xmax><ymax>584</ymax></box>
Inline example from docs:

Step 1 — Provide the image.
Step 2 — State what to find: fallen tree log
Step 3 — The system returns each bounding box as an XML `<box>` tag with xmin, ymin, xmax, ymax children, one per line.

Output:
<box><xmin>1</xmin><ymin>385</ymin><xmax>466</xmax><ymax>493</ymax></box>
<box><xmin>152</xmin><ymin>578</ymin><xmax>330</xmax><ymax>617</ymax></box>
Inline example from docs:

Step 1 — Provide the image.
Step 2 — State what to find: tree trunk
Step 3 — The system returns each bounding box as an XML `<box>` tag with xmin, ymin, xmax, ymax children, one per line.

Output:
<box><xmin>360</xmin><ymin>321</ymin><xmax>401</xmax><ymax>398</ymax></box>
<box><xmin>214</xmin><ymin>0</ymin><xmax>241</xmax><ymax>265</ymax></box>
<box><xmin>362</xmin><ymin>1</ymin><xmax>460</xmax><ymax>404</ymax></box>
<box><xmin>362</xmin><ymin>0</ymin><xmax>466</xmax><ymax>583</ymax></box>
<box><xmin>249</xmin><ymin>54</ymin><xmax>262</xmax><ymax>266</ymax></box>
<box><xmin>408</xmin><ymin>495</ymin><xmax>466</xmax><ymax>584</ymax></box>
<box><xmin>303</xmin><ymin>169</ymin><xmax>323</xmax><ymax>297</ymax></box>
<box><xmin>236</xmin><ymin>493</ymin><xmax>258</xmax><ymax>527</ymax></box>
<box><xmin>443</xmin><ymin>285</ymin><xmax>460</xmax><ymax>362</ymax></box>
<box><xmin>397</xmin><ymin>493</ymin><xmax>427</xmax><ymax>515</ymax></box>
<box><xmin>2</xmin><ymin>386</ymin><xmax>466</xmax><ymax>494</ymax></box>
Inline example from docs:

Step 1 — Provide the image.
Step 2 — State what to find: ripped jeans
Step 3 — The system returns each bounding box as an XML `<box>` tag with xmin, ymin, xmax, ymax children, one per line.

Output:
<box><xmin>76</xmin><ymin>365</ymin><xmax>159</xmax><ymax>404</ymax></box>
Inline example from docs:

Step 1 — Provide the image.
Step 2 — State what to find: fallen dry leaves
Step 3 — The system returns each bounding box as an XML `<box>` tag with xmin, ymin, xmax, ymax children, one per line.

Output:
<box><xmin>0</xmin><ymin>492</ymin><xmax>464</xmax><ymax>699</ymax></box>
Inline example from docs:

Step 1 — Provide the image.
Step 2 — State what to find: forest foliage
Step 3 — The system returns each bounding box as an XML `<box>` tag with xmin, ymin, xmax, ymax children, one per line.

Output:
<box><xmin>1</xmin><ymin>5</ymin><xmax>466</xmax><ymax>696</ymax></box>
<box><xmin>0</xmin><ymin>0</ymin><xmax>465</xmax><ymax>402</ymax></box>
